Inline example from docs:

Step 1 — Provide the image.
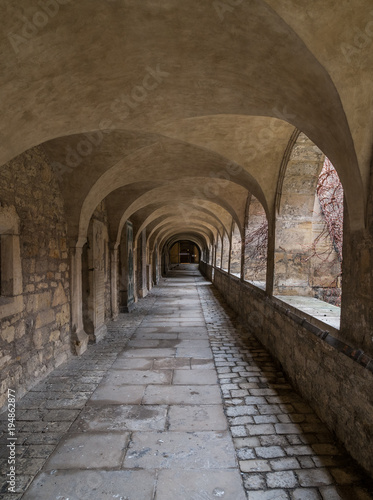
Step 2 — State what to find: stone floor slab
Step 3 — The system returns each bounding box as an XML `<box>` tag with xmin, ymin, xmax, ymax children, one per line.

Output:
<box><xmin>156</xmin><ymin>469</ymin><xmax>247</xmax><ymax>499</ymax></box>
<box><xmin>176</xmin><ymin>346</ymin><xmax>213</xmax><ymax>358</ymax></box>
<box><xmin>104</xmin><ymin>369</ymin><xmax>173</xmax><ymax>385</ymax></box>
<box><xmin>172</xmin><ymin>369</ymin><xmax>218</xmax><ymax>385</ymax></box>
<box><xmin>123</xmin><ymin>431</ymin><xmax>237</xmax><ymax>469</ymax></box>
<box><xmin>191</xmin><ymin>358</ymin><xmax>216</xmax><ymax>369</ymax></box>
<box><xmin>120</xmin><ymin>348</ymin><xmax>176</xmax><ymax>358</ymax></box>
<box><xmin>88</xmin><ymin>383</ymin><xmax>145</xmax><ymax>404</ymax></box>
<box><xmin>111</xmin><ymin>357</ymin><xmax>154</xmax><ymax>370</ymax></box>
<box><xmin>71</xmin><ymin>405</ymin><xmax>167</xmax><ymax>431</ymax></box>
<box><xmin>153</xmin><ymin>357</ymin><xmax>192</xmax><ymax>369</ymax></box>
<box><xmin>44</xmin><ymin>432</ymin><xmax>130</xmax><ymax>469</ymax></box>
<box><xmin>2</xmin><ymin>267</ymin><xmax>373</xmax><ymax>500</ymax></box>
<box><xmin>168</xmin><ymin>405</ymin><xmax>228</xmax><ymax>431</ymax></box>
<box><xmin>22</xmin><ymin>470</ymin><xmax>156</xmax><ymax>500</ymax></box>
<box><xmin>143</xmin><ymin>385</ymin><xmax>222</xmax><ymax>404</ymax></box>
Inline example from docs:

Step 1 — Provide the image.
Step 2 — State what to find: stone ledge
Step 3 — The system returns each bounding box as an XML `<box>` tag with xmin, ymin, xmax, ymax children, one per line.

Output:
<box><xmin>204</xmin><ymin>264</ymin><xmax>373</xmax><ymax>375</ymax></box>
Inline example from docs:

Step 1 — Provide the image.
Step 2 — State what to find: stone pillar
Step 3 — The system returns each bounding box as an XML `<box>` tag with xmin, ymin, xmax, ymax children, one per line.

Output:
<box><xmin>70</xmin><ymin>245</ymin><xmax>89</xmax><ymax>355</ymax></box>
<box><xmin>227</xmin><ymin>237</ymin><xmax>232</xmax><ymax>274</ymax></box>
<box><xmin>137</xmin><ymin>230</ymin><xmax>148</xmax><ymax>298</ymax></box>
<box><xmin>266</xmin><ymin>213</ymin><xmax>275</xmax><ymax>296</ymax></box>
<box><xmin>119</xmin><ymin>221</ymin><xmax>135</xmax><ymax>312</ymax></box>
<box><xmin>110</xmin><ymin>245</ymin><xmax>119</xmax><ymax>320</ymax></box>
<box><xmin>153</xmin><ymin>245</ymin><xmax>159</xmax><ymax>284</ymax></box>
<box><xmin>340</xmin><ymin>196</ymin><xmax>373</xmax><ymax>356</ymax></box>
<box><xmin>240</xmin><ymin>235</ymin><xmax>245</xmax><ymax>281</ymax></box>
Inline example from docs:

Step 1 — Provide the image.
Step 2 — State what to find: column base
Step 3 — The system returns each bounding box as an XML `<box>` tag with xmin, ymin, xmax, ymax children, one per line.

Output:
<box><xmin>73</xmin><ymin>329</ymin><xmax>89</xmax><ymax>356</ymax></box>
<box><xmin>138</xmin><ymin>287</ymin><xmax>148</xmax><ymax>299</ymax></box>
<box><xmin>119</xmin><ymin>301</ymin><xmax>136</xmax><ymax>313</ymax></box>
<box><xmin>91</xmin><ymin>324</ymin><xmax>107</xmax><ymax>343</ymax></box>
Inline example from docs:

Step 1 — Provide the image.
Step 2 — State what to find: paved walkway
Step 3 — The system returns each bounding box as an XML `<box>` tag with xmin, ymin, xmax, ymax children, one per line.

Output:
<box><xmin>1</xmin><ymin>266</ymin><xmax>372</xmax><ymax>499</ymax></box>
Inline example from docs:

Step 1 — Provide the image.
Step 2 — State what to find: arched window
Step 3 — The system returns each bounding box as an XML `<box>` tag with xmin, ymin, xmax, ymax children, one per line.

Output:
<box><xmin>230</xmin><ymin>222</ymin><xmax>242</xmax><ymax>278</ymax></box>
<box><xmin>221</xmin><ymin>232</ymin><xmax>230</xmax><ymax>272</ymax></box>
<box><xmin>275</xmin><ymin>133</ymin><xmax>343</xmax><ymax>327</ymax></box>
<box><xmin>244</xmin><ymin>196</ymin><xmax>268</xmax><ymax>290</ymax></box>
<box><xmin>0</xmin><ymin>206</ymin><xmax>23</xmax><ymax>320</ymax></box>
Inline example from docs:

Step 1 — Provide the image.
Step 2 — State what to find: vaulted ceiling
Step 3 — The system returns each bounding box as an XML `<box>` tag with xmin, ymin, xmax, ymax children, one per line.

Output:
<box><xmin>1</xmin><ymin>0</ymin><xmax>372</xmax><ymax>246</ymax></box>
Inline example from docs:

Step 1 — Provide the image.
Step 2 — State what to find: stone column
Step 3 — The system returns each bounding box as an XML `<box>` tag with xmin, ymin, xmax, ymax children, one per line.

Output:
<box><xmin>70</xmin><ymin>245</ymin><xmax>89</xmax><ymax>355</ymax></box>
<box><xmin>266</xmin><ymin>213</ymin><xmax>275</xmax><ymax>296</ymax></box>
<box><xmin>240</xmin><ymin>234</ymin><xmax>245</xmax><ymax>281</ymax></box>
<box><xmin>136</xmin><ymin>230</ymin><xmax>148</xmax><ymax>298</ymax></box>
<box><xmin>227</xmin><ymin>237</ymin><xmax>232</xmax><ymax>274</ymax></box>
<box><xmin>110</xmin><ymin>245</ymin><xmax>119</xmax><ymax>320</ymax></box>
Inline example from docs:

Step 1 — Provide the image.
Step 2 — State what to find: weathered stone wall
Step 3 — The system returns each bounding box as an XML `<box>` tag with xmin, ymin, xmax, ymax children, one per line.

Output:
<box><xmin>230</xmin><ymin>225</ymin><xmax>241</xmax><ymax>275</ymax></box>
<box><xmin>0</xmin><ymin>146</ymin><xmax>71</xmax><ymax>408</ymax></box>
<box><xmin>244</xmin><ymin>195</ymin><xmax>267</xmax><ymax>283</ymax></box>
<box><xmin>199</xmin><ymin>260</ymin><xmax>213</xmax><ymax>282</ymax></box>
<box><xmin>91</xmin><ymin>202</ymin><xmax>111</xmax><ymax>321</ymax></box>
<box><xmin>310</xmin><ymin>197</ymin><xmax>341</xmax><ymax>305</ymax></box>
<box><xmin>341</xmin><ymin>176</ymin><xmax>373</xmax><ymax>356</ymax></box>
<box><xmin>202</xmin><ymin>264</ymin><xmax>373</xmax><ymax>476</ymax></box>
<box><xmin>82</xmin><ymin>202</ymin><xmax>110</xmax><ymax>342</ymax></box>
<box><xmin>221</xmin><ymin>234</ymin><xmax>230</xmax><ymax>271</ymax></box>
<box><xmin>275</xmin><ymin>134</ymin><xmax>324</xmax><ymax>295</ymax></box>
<box><xmin>118</xmin><ymin>221</ymin><xmax>135</xmax><ymax>312</ymax></box>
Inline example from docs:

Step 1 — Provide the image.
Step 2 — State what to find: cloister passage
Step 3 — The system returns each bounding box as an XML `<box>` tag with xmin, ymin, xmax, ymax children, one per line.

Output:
<box><xmin>1</xmin><ymin>266</ymin><xmax>372</xmax><ymax>500</ymax></box>
<box><xmin>1</xmin><ymin>1</ymin><xmax>373</xmax><ymax>497</ymax></box>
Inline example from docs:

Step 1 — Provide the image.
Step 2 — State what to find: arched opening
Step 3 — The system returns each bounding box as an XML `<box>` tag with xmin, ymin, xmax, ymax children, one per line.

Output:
<box><xmin>230</xmin><ymin>222</ymin><xmax>242</xmax><ymax>278</ymax></box>
<box><xmin>221</xmin><ymin>232</ymin><xmax>230</xmax><ymax>272</ymax></box>
<box><xmin>118</xmin><ymin>221</ymin><xmax>135</xmax><ymax>313</ymax></box>
<box><xmin>81</xmin><ymin>203</ymin><xmax>110</xmax><ymax>343</ymax></box>
<box><xmin>215</xmin><ymin>236</ymin><xmax>222</xmax><ymax>268</ymax></box>
<box><xmin>244</xmin><ymin>195</ymin><xmax>268</xmax><ymax>290</ymax></box>
<box><xmin>308</xmin><ymin>158</ymin><xmax>343</xmax><ymax>306</ymax></box>
<box><xmin>274</xmin><ymin>133</ymin><xmax>343</xmax><ymax>326</ymax></box>
<box><xmin>169</xmin><ymin>240</ymin><xmax>200</xmax><ymax>265</ymax></box>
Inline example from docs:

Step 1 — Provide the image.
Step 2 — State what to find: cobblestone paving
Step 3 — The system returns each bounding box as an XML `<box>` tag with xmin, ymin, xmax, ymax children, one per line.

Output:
<box><xmin>0</xmin><ymin>297</ymin><xmax>154</xmax><ymax>500</ymax></box>
<box><xmin>0</xmin><ymin>267</ymin><xmax>372</xmax><ymax>499</ymax></box>
<box><xmin>196</xmin><ymin>275</ymin><xmax>373</xmax><ymax>500</ymax></box>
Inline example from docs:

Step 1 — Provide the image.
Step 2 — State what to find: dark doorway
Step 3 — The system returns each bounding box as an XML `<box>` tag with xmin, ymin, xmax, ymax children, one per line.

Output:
<box><xmin>170</xmin><ymin>240</ymin><xmax>200</xmax><ymax>264</ymax></box>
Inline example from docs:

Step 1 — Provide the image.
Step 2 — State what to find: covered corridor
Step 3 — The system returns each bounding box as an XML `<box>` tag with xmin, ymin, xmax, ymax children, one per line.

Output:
<box><xmin>1</xmin><ymin>1</ymin><xmax>373</xmax><ymax>497</ymax></box>
<box><xmin>1</xmin><ymin>267</ymin><xmax>372</xmax><ymax>499</ymax></box>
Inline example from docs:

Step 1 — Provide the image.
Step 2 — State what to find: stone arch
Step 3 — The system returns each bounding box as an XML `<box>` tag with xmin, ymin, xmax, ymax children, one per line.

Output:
<box><xmin>215</xmin><ymin>234</ymin><xmax>223</xmax><ymax>269</ymax></box>
<box><xmin>221</xmin><ymin>231</ymin><xmax>230</xmax><ymax>272</ymax></box>
<box><xmin>274</xmin><ymin>133</ymin><xmax>326</xmax><ymax>296</ymax></box>
<box><xmin>230</xmin><ymin>221</ymin><xmax>242</xmax><ymax>278</ymax></box>
<box><xmin>81</xmin><ymin>208</ymin><xmax>109</xmax><ymax>343</ymax></box>
<box><xmin>0</xmin><ymin>206</ymin><xmax>23</xmax><ymax>320</ymax></box>
<box><xmin>244</xmin><ymin>196</ymin><xmax>268</xmax><ymax>289</ymax></box>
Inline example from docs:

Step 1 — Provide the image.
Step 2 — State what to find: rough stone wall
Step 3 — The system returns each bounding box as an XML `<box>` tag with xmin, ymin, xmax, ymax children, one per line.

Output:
<box><xmin>82</xmin><ymin>201</ymin><xmax>112</xmax><ymax>321</ymax></box>
<box><xmin>135</xmin><ymin>229</ymin><xmax>147</xmax><ymax>297</ymax></box>
<box><xmin>275</xmin><ymin>134</ymin><xmax>324</xmax><ymax>295</ymax></box>
<box><xmin>310</xmin><ymin>198</ymin><xmax>341</xmax><ymax>305</ymax></box>
<box><xmin>0</xmin><ymin>146</ymin><xmax>71</xmax><ymax>408</ymax></box>
<box><xmin>87</xmin><ymin>202</ymin><xmax>111</xmax><ymax>323</ymax></box>
<box><xmin>215</xmin><ymin>239</ymin><xmax>222</xmax><ymax>268</ymax></box>
<box><xmin>341</xmin><ymin>178</ymin><xmax>373</xmax><ymax>357</ymax></box>
<box><xmin>205</xmin><ymin>265</ymin><xmax>373</xmax><ymax>477</ymax></box>
<box><xmin>221</xmin><ymin>234</ymin><xmax>230</xmax><ymax>271</ymax></box>
<box><xmin>199</xmin><ymin>261</ymin><xmax>213</xmax><ymax>282</ymax></box>
<box><xmin>244</xmin><ymin>195</ymin><xmax>267</xmax><ymax>283</ymax></box>
<box><xmin>230</xmin><ymin>226</ymin><xmax>241</xmax><ymax>275</ymax></box>
<box><xmin>82</xmin><ymin>207</ymin><xmax>110</xmax><ymax>342</ymax></box>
